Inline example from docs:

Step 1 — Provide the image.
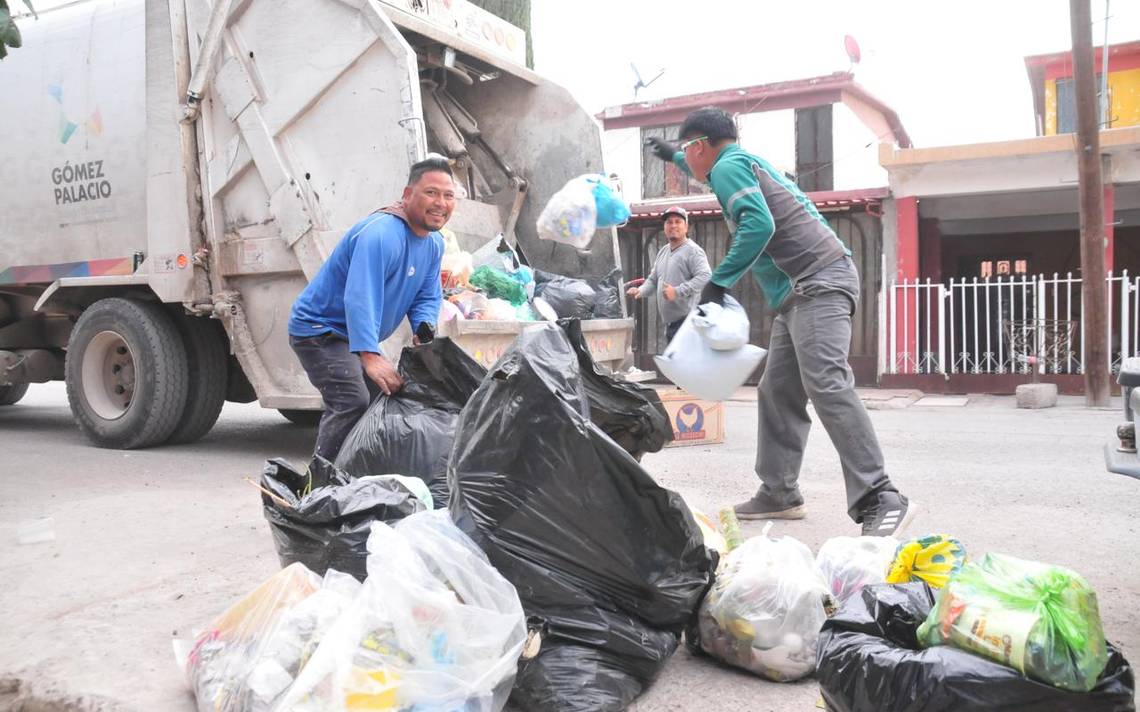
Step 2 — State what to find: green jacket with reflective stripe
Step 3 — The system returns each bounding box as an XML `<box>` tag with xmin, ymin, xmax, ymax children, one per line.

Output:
<box><xmin>674</xmin><ymin>143</ymin><xmax>849</xmax><ymax>310</ymax></box>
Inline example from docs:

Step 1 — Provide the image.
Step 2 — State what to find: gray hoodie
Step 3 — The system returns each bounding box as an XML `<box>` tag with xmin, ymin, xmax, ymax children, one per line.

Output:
<box><xmin>637</xmin><ymin>239</ymin><xmax>712</xmax><ymax>326</ymax></box>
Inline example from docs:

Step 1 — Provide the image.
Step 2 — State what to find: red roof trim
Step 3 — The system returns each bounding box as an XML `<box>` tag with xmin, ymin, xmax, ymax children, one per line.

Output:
<box><xmin>625</xmin><ymin>187</ymin><xmax>889</xmax><ymax>222</ymax></box>
<box><xmin>597</xmin><ymin>72</ymin><xmax>912</xmax><ymax>148</ymax></box>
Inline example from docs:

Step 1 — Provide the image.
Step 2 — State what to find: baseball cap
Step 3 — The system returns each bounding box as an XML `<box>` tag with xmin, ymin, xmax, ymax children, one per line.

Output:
<box><xmin>662</xmin><ymin>205</ymin><xmax>688</xmax><ymax>222</ymax></box>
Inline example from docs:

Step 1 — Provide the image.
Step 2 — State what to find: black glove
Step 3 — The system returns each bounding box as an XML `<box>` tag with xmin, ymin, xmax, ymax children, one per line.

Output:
<box><xmin>645</xmin><ymin>136</ymin><xmax>679</xmax><ymax>162</ymax></box>
<box><xmin>699</xmin><ymin>282</ymin><xmax>727</xmax><ymax>308</ymax></box>
<box><xmin>415</xmin><ymin>321</ymin><xmax>435</xmax><ymax>344</ymax></box>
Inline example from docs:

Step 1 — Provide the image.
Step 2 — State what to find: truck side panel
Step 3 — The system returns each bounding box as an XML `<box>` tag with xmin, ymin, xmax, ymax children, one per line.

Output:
<box><xmin>0</xmin><ymin>0</ymin><xmax>148</xmax><ymax>268</ymax></box>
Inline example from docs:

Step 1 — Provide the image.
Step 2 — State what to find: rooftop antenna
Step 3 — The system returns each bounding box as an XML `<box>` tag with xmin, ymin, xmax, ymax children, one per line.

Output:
<box><xmin>1100</xmin><ymin>0</ymin><xmax>1111</xmax><ymax>127</ymax></box>
<box><xmin>631</xmin><ymin>62</ymin><xmax>665</xmax><ymax>99</ymax></box>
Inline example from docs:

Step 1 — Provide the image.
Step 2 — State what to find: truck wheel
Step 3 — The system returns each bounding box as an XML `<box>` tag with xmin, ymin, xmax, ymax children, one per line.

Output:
<box><xmin>166</xmin><ymin>315</ymin><xmax>229</xmax><ymax>445</ymax></box>
<box><xmin>65</xmin><ymin>298</ymin><xmax>189</xmax><ymax>449</ymax></box>
<box><xmin>0</xmin><ymin>382</ymin><xmax>29</xmax><ymax>405</ymax></box>
<box><xmin>278</xmin><ymin>409</ymin><xmax>322</xmax><ymax>427</ymax></box>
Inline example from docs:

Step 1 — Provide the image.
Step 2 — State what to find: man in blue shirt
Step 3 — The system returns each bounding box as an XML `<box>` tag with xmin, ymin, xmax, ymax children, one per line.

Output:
<box><xmin>288</xmin><ymin>155</ymin><xmax>454</xmax><ymax>461</ymax></box>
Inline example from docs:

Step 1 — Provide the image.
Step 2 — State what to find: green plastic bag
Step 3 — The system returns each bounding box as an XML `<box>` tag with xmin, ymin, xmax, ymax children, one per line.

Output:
<box><xmin>469</xmin><ymin>265</ymin><xmax>527</xmax><ymax>306</ymax></box>
<box><xmin>916</xmin><ymin>552</ymin><xmax>1109</xmax><ymax>692</ymax></box>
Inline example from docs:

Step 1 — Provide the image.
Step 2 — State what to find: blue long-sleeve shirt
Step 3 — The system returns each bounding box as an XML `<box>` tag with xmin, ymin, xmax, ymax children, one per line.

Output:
<box><xmin>288</xmin><ymin>213</ymin><xmax>443</xmax><ymax>353</ymax></box>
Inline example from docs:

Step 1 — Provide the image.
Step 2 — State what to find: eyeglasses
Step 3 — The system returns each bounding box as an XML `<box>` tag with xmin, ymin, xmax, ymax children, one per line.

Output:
<box><xmin>680</xmin><ymin>135</ymin><xmax>708</xmax><ymax>151</ymax></box>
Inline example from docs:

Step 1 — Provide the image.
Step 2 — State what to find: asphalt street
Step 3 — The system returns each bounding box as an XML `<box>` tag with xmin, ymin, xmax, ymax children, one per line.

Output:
<box><xmin>0</xmin><ymin>383</ymin><xmax>1136</xmax><ymax>710</ymax></box>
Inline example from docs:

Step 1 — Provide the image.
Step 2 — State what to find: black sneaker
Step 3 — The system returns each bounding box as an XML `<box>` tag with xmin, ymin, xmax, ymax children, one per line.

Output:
<box><xmin>733</xmin><ymin>491</ymin><xmax>806</xmax><ymax>521</ymax></box>
<box><xmin>860</xmin><ymin>492</ymin><xmax>917</xmax><ymax>537</ymax></box>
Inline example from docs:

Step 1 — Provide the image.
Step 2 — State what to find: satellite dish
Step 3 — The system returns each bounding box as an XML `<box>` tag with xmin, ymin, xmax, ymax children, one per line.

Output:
<box><xmin>844</xmin><ymin>35</ymin><xmax>862</xmax><ymax>67</ymax></box>
<box><xmin>631</xmin><ymin>62</ymin><xmax>665</xmax><ymax>99</ymax></box>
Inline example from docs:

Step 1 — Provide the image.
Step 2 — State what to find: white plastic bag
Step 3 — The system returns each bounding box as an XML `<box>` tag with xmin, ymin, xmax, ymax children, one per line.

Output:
<box><xmin>690</xmin><ymin>299</ymin><xmax>750</xmax><ymax>351</ymax></box>
<box><xmin>695</xmin><ymin>530</ymin><xmax>833</xmax><ymax>682</ymax></box>
<box><xmin>536</xmin><ymin>175</ymin><xmax>597</xmax><ymax>249</ymax></box>
<box><xmin>276</xmin><ymin>510</ymin><xmax>526</xmax><ymax>712</ymax></box>
<box><xmin>815</xmin><ymin>535</ymin><xmax>897</xmax><ymax>605</ymax></box>
<box><xmin>654</xmin><ymin>296</ymin><xmax>766</xmax><ymax>401</ymax></box>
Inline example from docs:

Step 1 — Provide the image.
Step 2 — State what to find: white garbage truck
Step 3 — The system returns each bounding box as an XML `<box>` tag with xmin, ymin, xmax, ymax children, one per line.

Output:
<box><xmin>0</xmin><ymin>0</ymin><xmax>632</xmax><ymax>448</ymax></box>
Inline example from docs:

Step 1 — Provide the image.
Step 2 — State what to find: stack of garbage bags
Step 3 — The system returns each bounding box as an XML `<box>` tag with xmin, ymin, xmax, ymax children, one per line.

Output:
<box><xmin>437</xmin><ymin>233</ymin><xmax>622</xmax><ymax>324</ymax></box>
<box><xmin>532</xmin><ymin>267</ymin><xmax>624</xmax><ymax>321</ymax></box>
<box><xmin>335</xmin><ymin>327</ymin><xmax>669</xmax><ymax>511</ymax></box>
<box><xmin>448</xmin><ymin>323</ymin><xmax>714</xmax><ymax>711</ymax></box>
<box><xmin>180</xmin><ymin>511</ymin><xmax>527</xmax><ymax>712</ymax></box>
<box><xmin>334</xmin><ymin>338</ymin><xmax>486</xmax><ymax>504</ymax></box>
<box><xmin>817</xmin><ymin>581</ymin><xmax>1135</xmax><ymax>712</ymax></box>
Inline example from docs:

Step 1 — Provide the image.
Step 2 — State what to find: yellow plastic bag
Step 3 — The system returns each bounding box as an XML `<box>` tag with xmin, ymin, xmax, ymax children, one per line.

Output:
<box><xmin>690</xmin><ymin>509</ymin><xmax>727</xmax><ymax>556</ymax></box>
<box><xmin>885</xmin><ymin>534</ymin><xmax>967</xmax><ymax>589</ymax></box>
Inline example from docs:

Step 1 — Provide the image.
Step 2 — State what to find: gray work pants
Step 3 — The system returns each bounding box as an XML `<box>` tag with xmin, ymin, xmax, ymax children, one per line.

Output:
<box><xmin>754</xmin><ymin>256</ymin><xmax>895</xmax><ymax>521</ymax></box>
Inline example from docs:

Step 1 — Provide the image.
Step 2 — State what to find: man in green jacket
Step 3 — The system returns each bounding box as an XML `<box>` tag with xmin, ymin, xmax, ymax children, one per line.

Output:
<box><xmin>646</xmin><ymin>106</ymin><xmax>915</xmax><ymax>537</ymax></box>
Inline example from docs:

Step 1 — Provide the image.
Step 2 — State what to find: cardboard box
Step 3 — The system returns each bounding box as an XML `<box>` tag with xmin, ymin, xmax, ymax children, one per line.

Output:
<box><xmin>656</xmin><ymin>388</ymin><xmax>725</xmax><ymax>447</ymax></box>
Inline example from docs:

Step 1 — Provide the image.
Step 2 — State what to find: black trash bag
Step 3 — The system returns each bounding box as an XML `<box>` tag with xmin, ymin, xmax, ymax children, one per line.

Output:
<box><xmin>590</xmin><ymin>267</ymin><xmax>624</xmax><ymax>319</ymax></box>
<box><xmin>448</xmin><ymin>323</ymin><xmax>714</xmax><ymax>712</ymax></box>
<box><xmin>513</xmin><ymin>623</ymin><xmax>681</xmax><ymax>712</ymax></box>
<box><xmin>534</xmin><ymin>269</ymin><xmax>597</xmax><ymax>319</ymax></box>
<box><xmin>334</xmin><ymin>337</ymin><xmax>485</xmax><ymax>504</ymax></box>
<box><xmin>560</xmin><ymin>319</ymin><xmax>672</xmax><ymax>458</ymax></box>
<box><xmin>816</xmin><ymin>582</ymin><xmax>1136</xmax><ymax>712</ymax></box>
<box><xmin>260</xmin><ymin>457</ymin><xmax>426</xmax><ymax>581</ymax></box>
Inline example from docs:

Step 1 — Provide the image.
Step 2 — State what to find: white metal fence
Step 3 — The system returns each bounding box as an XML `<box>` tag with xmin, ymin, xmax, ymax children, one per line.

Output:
<box><xmin>883</xmin><ymin>272</ymin><xmax>1138</xmax><ymax>376</ymax></box>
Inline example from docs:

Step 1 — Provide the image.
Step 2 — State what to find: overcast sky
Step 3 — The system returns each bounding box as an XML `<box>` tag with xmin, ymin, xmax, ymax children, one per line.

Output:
<box><xmin>531</xmin><ymin>0</ymin><xmax>1140</xmax><ymax>148</ymax></box>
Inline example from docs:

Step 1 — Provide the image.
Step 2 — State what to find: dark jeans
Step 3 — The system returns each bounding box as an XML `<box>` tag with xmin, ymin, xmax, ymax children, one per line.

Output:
<box><xmin>665</xmin><ymin>318</ymin><xmax>685</xmax><ymax>344</ymax></box>
<box><xmin>289</xmin><ymin>333</ymin><xmax>379</xmax><ymax>462</ymax></box>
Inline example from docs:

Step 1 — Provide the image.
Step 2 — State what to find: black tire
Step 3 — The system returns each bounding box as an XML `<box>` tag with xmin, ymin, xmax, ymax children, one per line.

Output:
<box><xmin>278</xmin><ymin>408</ymin><xmax>322</xmax><ymax>427</ymax></box>
<box><xmin>65</xmin><ymin>298</ymin><xmax>189</xmax><ymax>449</ymax></box>
<box><xmin>0</xmin><ymin>382</ymin><xmax>29</xmax><ymax>405</ymax></box>
<box><xmin>166</xmin><ymin>315</ymin><xmax>229</xmax><ymax>445</ymax></box>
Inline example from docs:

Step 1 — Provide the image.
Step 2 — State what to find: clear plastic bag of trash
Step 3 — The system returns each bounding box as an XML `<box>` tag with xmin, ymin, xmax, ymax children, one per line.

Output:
<box><xmin>690</xmin><ymin>298</ymin><xmax>749</xmax><ymax>351</ymax></box>
<box><xmin>816</xmin><ymin>535</ymin><xmax>898</xmax><ymax>605</ymax></box>
<box><xmin>536</xmin><ymin>175</ymin><xmax>598</xmax><ymax>249</ymax></box>
<box><xmin>654</xmin><ymin>295</ymin><xmax>766</xmax><ymax>401</ymax></box>
<box><xmin>276</xmin><ymin>511</ymin><xmax>527</xmax><ymax>712</ymax></box>
<box><xmin>471</xmin><ymin>233</ymin><xmax>524</xmax><ymax>273</ymax></box>
<box><xmin>692</xmin><ymin>527</ymin><xmax>834</xmax><ymax>682</ymax></box>
<box><xmin>178</xmin><ymin>563</ymin><xmax>361</xmax><ymax>712</ymax></box>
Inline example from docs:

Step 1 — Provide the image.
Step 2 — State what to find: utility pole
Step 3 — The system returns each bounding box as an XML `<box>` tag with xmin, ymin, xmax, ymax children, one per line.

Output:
<box><xmin>1070</xmin><ymin>0</ymin><xmax>1111</xmax><ymax>406</ymax></box>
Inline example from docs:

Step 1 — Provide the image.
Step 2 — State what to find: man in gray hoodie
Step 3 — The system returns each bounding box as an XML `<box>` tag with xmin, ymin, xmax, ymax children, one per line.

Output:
<box><xmin>627</xmin><ymin>206</ymin><xmax>712</xmax><ymax>343</ymax></box>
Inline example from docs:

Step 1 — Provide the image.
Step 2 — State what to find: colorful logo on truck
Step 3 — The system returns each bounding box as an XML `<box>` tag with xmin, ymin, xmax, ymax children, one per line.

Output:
<box><xmin>48</xmin><ymin>84</ymin><xmax>102</xmax><ymax>144</ymax></box>
<box><xmin>674</xmin><ymin>402</ymin><xmax>706</xmax><ymax>440</ymax></box>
